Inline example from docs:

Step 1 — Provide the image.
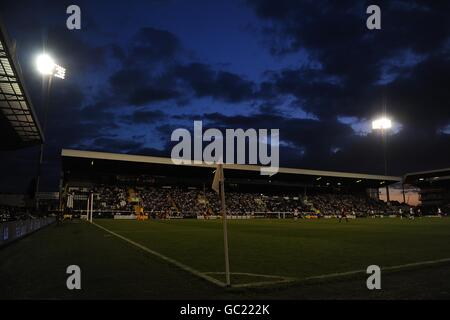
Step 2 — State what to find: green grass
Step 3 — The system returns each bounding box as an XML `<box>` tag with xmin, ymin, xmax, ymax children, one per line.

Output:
<box><xmin>95</xmin><ymin>218</ymin><xmax>450</xmax><ymax>280</ymax></box>
<box><xmin>1</xmin><ymin>218</ymin><xmax>450</xmax><ymax>299</ymax></box>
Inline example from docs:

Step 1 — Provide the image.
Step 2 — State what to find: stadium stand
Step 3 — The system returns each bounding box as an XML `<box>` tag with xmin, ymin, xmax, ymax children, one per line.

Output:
<box><xmin>0</xmin><ymin>20</ymin><xmax>45</xmax><ymax>224</ymax></box>
<box><xmin>89</xmin><ymin>185</ymin><xmax>392</xmax><ymax>217</ymax></box>
<box><xmin>61</xmin><ymin>149</ymin><xmax>408</xmax><ymax>219</ymax></box>
<box><xmin>404</xmin><ymin>168</ymin><xmax>450</xmax><ymax>215</ymax></box>
<box><xmin>0</xmin><ymin>19</ymin><xmax>43</xmax><ymax>150</ymax></box>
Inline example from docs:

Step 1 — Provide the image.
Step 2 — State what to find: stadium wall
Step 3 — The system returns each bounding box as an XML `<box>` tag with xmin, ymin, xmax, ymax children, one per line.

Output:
<box><xmin>0</xmin><ymin>217</ymin><xmax>55</xmax><ymax>247</ymax></box>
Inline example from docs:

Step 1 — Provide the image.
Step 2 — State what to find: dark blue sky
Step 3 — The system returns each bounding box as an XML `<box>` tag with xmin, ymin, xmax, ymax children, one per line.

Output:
<box><xmin>1</xmin><ymin>0</ymin><xmax>450</xmax><ymax>192</ymax></box>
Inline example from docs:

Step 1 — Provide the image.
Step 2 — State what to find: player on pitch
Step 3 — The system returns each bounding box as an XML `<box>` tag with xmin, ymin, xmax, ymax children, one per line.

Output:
<box><xmin>339</xmin><ymin>207</ymin><xmax>349</xmax><ymax>223</ymax></box>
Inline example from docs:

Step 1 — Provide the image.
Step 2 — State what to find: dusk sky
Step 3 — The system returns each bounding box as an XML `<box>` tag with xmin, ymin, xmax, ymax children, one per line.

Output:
<box><xmin>1</xmin><ymin>0</ymin><xmax>450</xmax><ymax>192</ymax></box>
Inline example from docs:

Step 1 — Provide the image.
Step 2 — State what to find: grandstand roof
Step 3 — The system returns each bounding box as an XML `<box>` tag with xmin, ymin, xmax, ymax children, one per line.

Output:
<box><xmin>61</xmin><ymin>149</ymin><xmax>401</xmax><ymax>189</ymax></box>
<box><xmin>0</xmin><ymin>20</ymin><xmax>43</xmax><ymax>150</ymax></box>
<box><xmin>403</xmin><ymin>168</ymin><xmax>450</xmax><ymax>187</ymax></box>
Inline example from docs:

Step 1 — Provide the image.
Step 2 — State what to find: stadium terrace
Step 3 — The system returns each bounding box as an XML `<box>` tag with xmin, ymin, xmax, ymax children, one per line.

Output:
<box><xmin>58</xmin><ymin>148</ymin><xmax>403</xmax><ymax>220</ymax></box>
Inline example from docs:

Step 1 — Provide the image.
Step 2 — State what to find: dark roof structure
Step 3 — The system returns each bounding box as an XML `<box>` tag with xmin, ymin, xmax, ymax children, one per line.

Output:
<box><xmin>0</xmin><ymin>20</ymin><xmax>43</xmax><ymax>150</ymax></box>
<box><xmin>403</xmin><ymin>168</ymin><xmax>450</xmax><ymax>187</ymax></box>
<box><xmin>61</xmin><ymin>149</ymin><xmax>401</xmax><ymax>190</ymax></box>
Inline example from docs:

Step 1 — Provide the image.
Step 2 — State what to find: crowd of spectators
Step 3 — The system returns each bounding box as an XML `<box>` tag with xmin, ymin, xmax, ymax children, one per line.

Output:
<box><xmin>4</xmin><ymin>184</ymin><xmax>447</xmax><ymax>222</ymax></box>
<box><xmin>94</xmin><ymin>185</ymin><xmax>132</xmax><ymax>211</ymax></box>
<box><xmin>305</xmin><ymin>194</ymin><xmax>389</xmax><ymax>217</ymax></box>
<box><xmin>83</xmin><ymin>184</ymin><xmax>409</xmax><ymax>217</ymax></box>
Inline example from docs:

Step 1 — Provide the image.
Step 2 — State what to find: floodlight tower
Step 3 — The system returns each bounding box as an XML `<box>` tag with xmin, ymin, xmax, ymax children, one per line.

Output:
<box><xmin>372</xmin><ymin>117</ymin><xmax>392</xmax><ymax>203</ymax></box>
<box><xmin>35</xmin><ymin>53</ymin><xmax>66</xmax><ymax>210</ymax></box>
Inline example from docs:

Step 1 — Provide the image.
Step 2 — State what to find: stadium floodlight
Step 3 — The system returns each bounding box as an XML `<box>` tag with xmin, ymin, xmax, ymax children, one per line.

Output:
<box><xmin>34</xmin><ymin>52</ymin><xmax>67</xmax><ymax>210</ymax></box>
<box><xmin>36</xmin><ymin>54</ymin><xmax>55</xmax><ymax>75</ymax></box>
<box><xmin>371</xmin><ymin>116</ymin><xmax>392</xmax><ymax>202</ymax></box>
<box><xmin>36</xmin><ymin>53</ymin><xmax>66</xmax><ymax>79</ymax></box>
<box><xmin>372</xmin><ymin>117</ymin><xmax>392</xmax><ymax>130</ymax></box>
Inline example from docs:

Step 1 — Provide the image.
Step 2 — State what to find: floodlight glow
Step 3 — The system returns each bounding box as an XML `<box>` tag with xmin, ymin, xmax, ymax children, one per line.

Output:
<box><xmin>36</xmin><ymin>54</ymin><xmax>55</xmax><ymax>75</ymax></box>
<box><xmin>372</xmin><ymin>118</ymin><xmax>392</xmax><ymax>130</ymax></box>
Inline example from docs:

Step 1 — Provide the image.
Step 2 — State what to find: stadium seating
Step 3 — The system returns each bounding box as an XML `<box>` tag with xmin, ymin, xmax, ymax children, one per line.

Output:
<box><xmin>67</xmin><ymin>184</ymin><xmax>403</xmax><ymax>218</ymax></box>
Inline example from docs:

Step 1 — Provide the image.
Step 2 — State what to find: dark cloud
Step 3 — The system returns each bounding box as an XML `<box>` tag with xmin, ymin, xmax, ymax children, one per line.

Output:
<box><xmin>107</xmin><ymin>37</ymin><xmax>257</xmax><ymax>107</ymax></box>
<box><xmin>174</xmin><ymin>63</ymin><xmax>256</xmax><ymax>103</ymax></box>
<box><xmin>124</xmin><ymin>110</ymin><xmax>166</xmax><ymax>124</ymax></box>
<box><xmin>92</xmin><ymin>137</ymin><xmax>143</xmax><ymax>153</ymax></box>
<box><xmin>248</xmin><ymin>0</ymin><xmax>450</xmax><ymax>57</ymax></box>
<box><xmin>109</xmin><ymin>68</ymin><xmax>151</xmax><ymax>93</ymax></box>
<box><xmin>243</xmin><ymin>0</ymin><xmax>450</xmax><ymax>174</ymax></box>
<box><xmin>249</xmin><ymin>0</ymin><xmax>450</xmax><ymax>119</ymax></box>
<box><xmin>128</xmin><ymin>27</ymin><xmax>181</xmax><ymax>64</ymax></box>
<box><xmin>129</xmin><ymin>87</ymin><xmax>180</xmax><ymax>106</ymax></box>
<box><xmin>386</xmin><ymin>53</ymin><xmax>450</xmax><ymax>131</ymax></box>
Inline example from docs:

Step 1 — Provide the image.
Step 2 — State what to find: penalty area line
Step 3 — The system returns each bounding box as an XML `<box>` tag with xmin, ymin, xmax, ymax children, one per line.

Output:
<box><xmin>302</xmin><ymin>257</ymin><xmax>450</xmax><ymax>282</ymax></box>
<box><xmin>91</xmin><ymin>222</ymin><xmax>227</xmax><ymax>288</ymax></box>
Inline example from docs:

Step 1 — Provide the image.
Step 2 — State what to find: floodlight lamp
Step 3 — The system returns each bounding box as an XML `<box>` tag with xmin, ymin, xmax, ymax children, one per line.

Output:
<box><xmin>372</xmin><ymin>118</ymin><xmax>392</xmax><ymax>130</ymax></box>
<box><xmin>36</xmin><ymin>54</ymin><xmax>55</xmax><ymax>75</ymax></box>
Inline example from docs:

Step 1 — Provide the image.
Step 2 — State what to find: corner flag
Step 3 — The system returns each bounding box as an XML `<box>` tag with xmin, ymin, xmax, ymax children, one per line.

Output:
<box><xmin>212</xmin><ymin>163</ymin><xmax>231</xmax><ymax>286</ymax></box>
<box><xmin>212</xmin><ymin>164</ymin><xmax>223</xmax><ymax>194</ymax></box>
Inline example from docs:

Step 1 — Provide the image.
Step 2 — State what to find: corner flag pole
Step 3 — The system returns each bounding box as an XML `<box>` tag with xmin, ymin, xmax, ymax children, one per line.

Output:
<box><xmin>213</xmin><ymin>163</ymin><xmax>231</xmax><ymax>286</ymax></box>
<box><xmin>220</xmin><ymin>168</ymin><xmax>231</xmax><ymax>286</ymax></box>
<box><xmin>90</xmin><ymin>192</ymin><xmax>94</xmax><ymax>223</ymax></box>
<box><xmin>86</xmin><ymin>196</ymin><xmax>90</xmax><ymax>222</ymax></box>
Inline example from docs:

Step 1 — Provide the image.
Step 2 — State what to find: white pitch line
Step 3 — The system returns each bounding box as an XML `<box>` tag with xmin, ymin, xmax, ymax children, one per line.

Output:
<box><xmin>204</xmin><ymin>272</ymin><xmax>297</xmax><ymax>288</ymax></box>
<box><xmin>232</xmin><ymin>279</ymin><xmax>294</xmax><ymax>288</ymax></box>
<box><xmin>91</xmin><ymin>222</ymin><xmax>226</xmax><ymax>287</ymax></box>
<box><xmin>303</xmin><ymin>257</ymin><xmax>450</xmax><ymax>281</ymax></box>
<box><xmin>204</xmin><ymin>271</ymin><xmax>295</xmax><ymax>280</ymax></box>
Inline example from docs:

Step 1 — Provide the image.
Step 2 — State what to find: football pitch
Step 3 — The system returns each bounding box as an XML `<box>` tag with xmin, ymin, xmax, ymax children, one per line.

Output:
<box><xmin>1</xmin><ymin>218</ymin><xmax>450</xmax><ymax>299</ymax></box>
